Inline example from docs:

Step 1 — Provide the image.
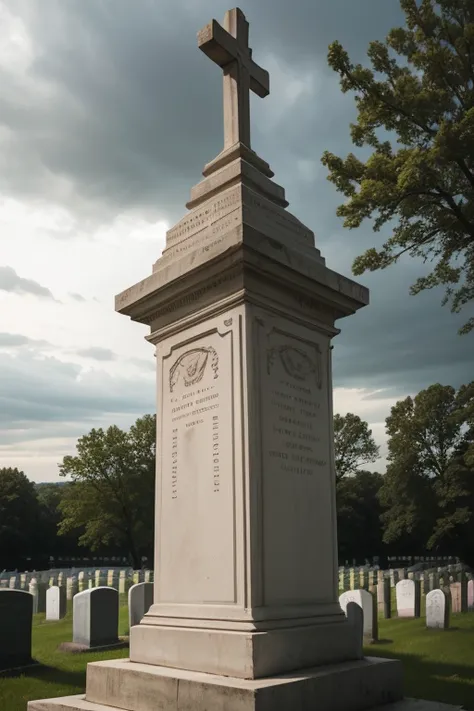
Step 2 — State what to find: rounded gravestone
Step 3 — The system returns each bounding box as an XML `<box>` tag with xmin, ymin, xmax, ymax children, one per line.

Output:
<box><xmin>73</xmin><ymin>587</ymin><xmax>119</xmax><ymax>648</ymax></box>
<box><xmin>128</xmin><ymin>582</ymin><xmax>154</xmax><ymax>631</ymax></box>
<box><xmin>426</xmin><ymin>589</ymin><xmax>449</xmax><ymax>629</ymax></box>
<box><xmin>339</xmin><ymin>589</ymin><xmax>377</xmax><ymax>641</ymax></box>
<box><xmin>46</xmin><ymin>585</ymin><xmax>67</xmax><ymax>621</ymax></box>
<box><xmin>396</xmin><ymin>579</ymin><xmax>421</xmax><ymax>618</ymax></box>
<box><xmin>0</xmin><ymin>589</ymin><xmax>33</xmax><ymax>669</ymax></box>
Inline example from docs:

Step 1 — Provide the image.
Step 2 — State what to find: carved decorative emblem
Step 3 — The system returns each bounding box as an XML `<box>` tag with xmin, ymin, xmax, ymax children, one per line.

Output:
<box><xmin>267</xmin><ymin>345</ymin><xmax>321</xmax><ymax>387</ymax></box>
<box><xmin>169</xmin><ymin>347</ymin><xmax>218</xmax><ymax>392</ymax></box>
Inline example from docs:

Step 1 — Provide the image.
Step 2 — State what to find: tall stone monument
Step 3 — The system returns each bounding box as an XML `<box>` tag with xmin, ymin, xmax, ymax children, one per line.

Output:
<box><xmin>30</xmin><ymin>7</ymin><xmax>435</xmax><ymax>711</ymax></box>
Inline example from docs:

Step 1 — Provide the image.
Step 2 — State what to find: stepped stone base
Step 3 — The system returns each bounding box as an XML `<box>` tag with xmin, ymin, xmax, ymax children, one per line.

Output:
<box><xmin>28</xmin><ymin>655</ymin><xmax>413</xmax><ymax>711</ymax></box>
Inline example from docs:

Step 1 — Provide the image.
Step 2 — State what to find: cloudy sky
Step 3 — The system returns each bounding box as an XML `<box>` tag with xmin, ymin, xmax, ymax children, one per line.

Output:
<box><xmin>1</xmin><ymin>0</ymin><xmax>472</xmax><ymax>483</ymax></box>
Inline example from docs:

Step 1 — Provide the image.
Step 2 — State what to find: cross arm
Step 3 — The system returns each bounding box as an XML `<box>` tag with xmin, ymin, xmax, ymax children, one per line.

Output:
<box><xmin>198</xmin><ymin>20</ymin><xmax>269</xmax><ymax>98</ymax></box>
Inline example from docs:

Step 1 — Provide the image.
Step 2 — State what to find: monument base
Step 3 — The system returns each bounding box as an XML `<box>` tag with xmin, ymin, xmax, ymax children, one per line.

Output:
<box><xmin>29</xmin><ymin>656</ymin><xmax>405</xmax><ymax>711</ymax></box>
<box><xmin>130</xmin><ymin>615</ymin><xmax>362</xmax><ymax>679</ymax></box>
<box><xmin>28</xmin><ymin>657</ymin><xmax>461</xmax><ymax>711</ymax></box>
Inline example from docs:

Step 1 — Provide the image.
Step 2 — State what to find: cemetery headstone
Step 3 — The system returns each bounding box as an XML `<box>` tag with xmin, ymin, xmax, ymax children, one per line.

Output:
<box><xmin>128</xmin><ymin>582</ymin><xmax>154</xmax><ymax>630</ymax></box>
<box><xmin>426</xmin><ymin>589</ymin><xmax>449</xmax><ymax>629</ymax></box>
<box><xmin>449</xmin><ymin>581</ymin><xmax>467</xmax><ymax>613</ymax></box>
<box><xmin>46</xmin><ymin>585</ymin><xmax>67</xmax><ymax>621</ymax></box>
<box><xmin>72</xmin><ymin>587</ymin><xmax>119</xmax><ymax>649</ymax></box>
<box><xmin>377</xmin><ymin>577</ymin><xmax>391</xmax><ymax>619</ymax></box>
<box><xmin>339</xmin><ymin>589</ymin><xmax>378</xmax><ymax>642</ymax></box>
<box><xmin>396</xmin><ymin>579</ymin><xmax>421</xmax><ymax>618</ymax></box>
<box><xmin>468</xmin><ymin>579</ymin><xmax>474</xmax><ymax>611</ymax></box>
<box><xmin>0</xmin><ymin>589</ymin><xmax>33</xmax><ymax>669</ymax></box>
<box><xmin>29</xmin><ymin>579</ymin><xmax>48</xmax><ymax>614</ymax></box>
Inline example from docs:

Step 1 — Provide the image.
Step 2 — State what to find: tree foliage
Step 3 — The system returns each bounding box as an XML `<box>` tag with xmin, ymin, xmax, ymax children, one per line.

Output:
<box><xmin>334</xmin><ymin>412</ymin><xmax>380</xmax><ymax>482</ymax></box>
<box><xmin>337</xmin><ymin>470</ymin><xmax>384</xmax><ymax>561</ymax></box>
<box><xmin>0</xmin><ymin>467</ymin><xmax>40</xmax><ymax>569</ymax></box>
<box><xmin>58</xmin><ymin>415</ymin><xmax>156</xmax><ymax>568</ymax></box>
<box><xmin>322</xmin><ymin>0</ymin><xmax>474</xmax><ymax>334</ymax></box>
<box><xmin>379</xmin><ymin>382</ymin><xmax>474</xmax><ymax>565</ymax></box>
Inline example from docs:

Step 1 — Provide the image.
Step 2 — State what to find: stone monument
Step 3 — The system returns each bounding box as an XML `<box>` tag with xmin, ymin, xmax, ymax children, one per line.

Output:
<box><xmin>29</xmin><ymin>7</ymin><xmax>455</xmax><ymax>711</ymax></box>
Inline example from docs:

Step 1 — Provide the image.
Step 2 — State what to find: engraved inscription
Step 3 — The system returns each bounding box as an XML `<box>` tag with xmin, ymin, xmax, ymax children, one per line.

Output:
<box><xmin>169</xmin><ymin>347</ymin><xmax>218</xmax><ymax>392</ymax></box>
<box><xmin>263</xmin><ymin>335</ymin><xmax>327</xmax><ymax>477</ymax></box>
<box><xmin>166</xmin><ymin>187</ymin><xmax>241</xmax><ymax>246</ymax></box>
<box><xmin>243</xmin><ymin>191</ymin><xmax>314</xmax><ymax>245</ymax></box>
<box><xmin>159</xmin><ymin>330</ymin><xmax>235</xmax><ymax>604</ymax></box>
<box><xmin>259</xmin><ymin>321</ymin><xmax>334</xmax><ymax>606</ymax></box>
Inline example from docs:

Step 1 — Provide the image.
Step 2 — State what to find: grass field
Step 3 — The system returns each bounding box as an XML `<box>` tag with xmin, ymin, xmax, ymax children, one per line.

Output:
<box><xmin>1</xmin><ymin>601</ymin><xmax>474</xmax><ymax>711</ymax></box>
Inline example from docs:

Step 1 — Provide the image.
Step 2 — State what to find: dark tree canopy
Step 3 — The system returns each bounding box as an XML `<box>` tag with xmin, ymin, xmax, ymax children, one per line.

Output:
<box><xmin>0</xmin><ymin>467</ymin><xmax>40</xmax><ymax>569</ymax></box>
<box><xmin>378</xmin><ymin>382</ymin><xmax>474</xmax><ymax>565</ymax></box>
<box><xmin>333</xmin><ymin>412</ymin><xmax>380</xmax><ymax>482</ymax></box>
<box><xmin>322</xmin><ymin>0</ymin><xmax>474</xmax><ymax>334</ymax></box>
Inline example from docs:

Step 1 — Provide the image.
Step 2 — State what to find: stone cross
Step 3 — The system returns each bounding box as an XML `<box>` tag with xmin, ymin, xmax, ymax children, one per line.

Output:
<box><xmin>198</xmin><ymin>7</ymin><xmax>269</xmax><ymax>150</ymax></box>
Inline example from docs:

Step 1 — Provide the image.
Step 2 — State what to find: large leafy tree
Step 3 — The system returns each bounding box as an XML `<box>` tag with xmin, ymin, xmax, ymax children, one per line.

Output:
<box><xmin>322</xmin><ymin>0</ymin><xmax>474</xmax><ymax>334</ymax></box>
<box><xmin>58</xmin><ymin>415</ymin><xmax>156</xmax><ymax>568</ymax></box>
<box><xmin>337</xmin><ymin>470</ymin><xmax>384</xmax><ymax>562</ymax></box>
<box><xmin>334</xmin><ymin>412</ymin><xmax>380</xmax><ymax>482</ymax></box>
<box><xmin>379</xmin><ymin>383</ymin><xmax>474</xmax><ymax>564</ymax></box>
<box><xmin>0</xmin><ymin>468</ymin><xmax>40</xmax><ymax>569</ymax></box>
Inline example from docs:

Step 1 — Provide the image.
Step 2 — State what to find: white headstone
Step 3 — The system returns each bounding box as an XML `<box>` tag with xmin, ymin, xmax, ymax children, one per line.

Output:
<box><xmin>339</xmin><ymin>589</ymin><xmax>377</xmax><ymax>641</ymax></box>
<box><xmin>73</xmin><ymin>587</ymin><xmax>119</xmax><ymax>648</ymax></box>
<box><xmin>46</xmin><ymin>585</ymin><xmax>67</xmax><ymax>621</ymax></box>
<box><xmin>128</xmin><ymin>582</ymin><xmax>154</xmax><ymax>630</ymax></box>
<box><xmin>396</xmin><ymin>579</ymin><xmax>420</xmax><ymax>618</ymax></box>
<box><xmin>426</xmin><ymin>589</ymin><xmax>449</xmax><ymax>629</ymax></box>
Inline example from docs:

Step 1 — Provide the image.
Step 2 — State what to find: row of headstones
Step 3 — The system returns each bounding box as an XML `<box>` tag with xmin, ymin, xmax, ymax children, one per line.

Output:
<box><xmin>0</xmin><ymin>582</ymin><xmax>154</xmax><ymax>671</ymax></box>
<box><xmin>0</xmin><ymin>569</ymin><xmax>153</xmax><ymax>598</ymax></box>
<box><xmin>339</xmin><ymin>577</ymin><xmax>474</xmax><ymax>642</ymax></box>
<box><xmin>338</xmin><ymin>565</ymin><xmax>471</xmax><ymax>592</ymax></box>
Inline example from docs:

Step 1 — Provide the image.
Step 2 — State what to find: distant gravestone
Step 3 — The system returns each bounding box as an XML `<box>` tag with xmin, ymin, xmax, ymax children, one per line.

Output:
<box><xmin>377</xmin><ymin>577</ymin><xmax>391</xmax><ymax>619</ymax></box>
<box><xmin>29</xmin><ymin>579</ymin><xmax>48</xmax><ymax>614</ymax></box>
<box><xmin>339</xmin><ymin>589</ymin><xmax>378</xmax><ymax>642</ymax></box>
<box><xmin>426</xmin><ymin>589</ymin><xmax>449</xmax><ymax>629</ymax></box>
<box><xmin>396</xmin><ymin>579</ymin><xmax>420</xmax><ymax>618</ymax></box>
<box><xmin>128</xmin><ymin>582</ymin><xmax>153</xmax><ymax>630</ymax></box>
<box><xmin>0</xmin><ymin>589</ymin><xmax>33</xmax><ymax>669</ymax></box>
<box><xmin>449</xmin><ymin>581</ymin><xmax>467</xmax><ymax>613</ymax></box>
<box><xmin>72</xmin><ymin>587</ymin><xmax>119</xmax><ymax>649</ymax></box>
<box><xmin>46</xmin><ymin>585</ymin><xmax>67</xmax><ymax>621</ymax></box>
<box><xmin>66</xmin><ymin>575</ymin><xmax>78</xmax><ymax>601</ymax></box>
<box><xmin>468</xmin><ymin>579</ymin><xmax>474</xmax><ymax>611</ymax></box>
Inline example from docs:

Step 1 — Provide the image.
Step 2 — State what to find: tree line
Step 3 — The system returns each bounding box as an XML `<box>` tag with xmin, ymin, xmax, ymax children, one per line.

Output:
<box><xmin>1</xmin><ymin>383</ymin><xmax>473</xmax><ymax>571</ymax></box>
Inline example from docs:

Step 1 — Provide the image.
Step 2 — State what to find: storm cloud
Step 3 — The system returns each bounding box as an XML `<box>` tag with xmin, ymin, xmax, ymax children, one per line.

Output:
<box><xmin>0</xmin><ymin>0</ymin><xmax>472</xmax><ymax>480</ymax></box>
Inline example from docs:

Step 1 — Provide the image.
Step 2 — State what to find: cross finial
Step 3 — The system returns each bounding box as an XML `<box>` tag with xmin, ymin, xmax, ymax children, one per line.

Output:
<box><xmin>198</xmin><ymin>8</ymin><xmax>269</xmax><ymax>151</ymax></box>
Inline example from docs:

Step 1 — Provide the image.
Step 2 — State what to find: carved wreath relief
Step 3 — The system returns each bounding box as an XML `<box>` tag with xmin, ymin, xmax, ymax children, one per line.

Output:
<box><xmin>267</xmin><ymin>345</ymin><xmax>322</xmax><ymax>389</ymax></box>
<box><xmin>169</xmin><ymin>347</ymin><xmax>219</xmax><ymax>392</ymax></box>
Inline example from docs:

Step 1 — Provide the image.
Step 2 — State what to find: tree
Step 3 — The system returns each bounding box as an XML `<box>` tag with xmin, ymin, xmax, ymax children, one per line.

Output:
<box><xmin>0</xmin><ymin>468</ymin><xmax>40</xmax><ymax>569</ymax></box>
<box><xmin>58</xmin><ymin>415</ymin><xmax>156</xmax><ymax>568</ymax></box>
<box><xmin>334</xmin><ymin>412</ymin><xmax>380</xmax><ymax>482</ymax></box>
<box><xmin>337</xmin><ymin>470</ymin><xmax>385</xmax><ymax>562</ymax></box>
<box><xmin>378</xmin><ymin>383</ymin><xmax>474</xmax><ymax>564</ymax></box>
<box><xmin>322</xmin><ymin>0</ymin><xmax>474</xmax><ymax>334</ymax></box>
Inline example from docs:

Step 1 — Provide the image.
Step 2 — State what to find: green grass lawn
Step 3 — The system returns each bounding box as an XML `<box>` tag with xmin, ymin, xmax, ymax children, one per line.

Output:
<box><xmin>1</xmin><ymin>600</ymin><xmax>474</xmax><ymax>711</ymax></box>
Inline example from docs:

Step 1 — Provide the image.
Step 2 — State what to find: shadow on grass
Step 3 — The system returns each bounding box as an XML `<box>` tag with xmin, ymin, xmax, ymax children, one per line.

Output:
<box><xmin>18</xmin><ymin>663</ymin><xmax>86</xmax><ymax>690</ymax></box>
<box><xmin>366</xmin><ymin>648</ymin><xmax>474</xmax><ymax>710</ymax></box>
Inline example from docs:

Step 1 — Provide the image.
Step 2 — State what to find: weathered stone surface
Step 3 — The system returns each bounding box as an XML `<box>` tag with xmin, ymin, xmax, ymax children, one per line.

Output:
<box><xmin>426</xmin><ymin>589</ymin><xmax>449</xmax><ymax>629</ymax></box>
